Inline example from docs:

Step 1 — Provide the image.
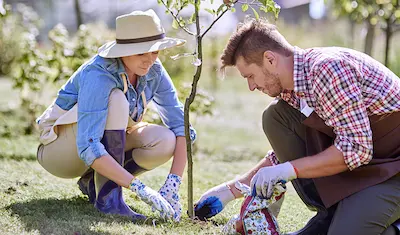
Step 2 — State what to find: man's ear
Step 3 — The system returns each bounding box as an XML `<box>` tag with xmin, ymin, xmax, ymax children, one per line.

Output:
<box><xmin>263</xmin><ymin>51</ymin><xmax>279</xmax><ymax>72</ymax></box>
<box><xmin>263</xmin><ymin>51</ymin><xmax>277</xmax><ymax>66</ymax></box>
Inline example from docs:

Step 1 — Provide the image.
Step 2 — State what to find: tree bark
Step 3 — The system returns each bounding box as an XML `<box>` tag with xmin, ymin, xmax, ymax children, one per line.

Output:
<box><xmin>364</xmin><ymin>17</ymin><xmax>375</xmax><ymax>56</ymax></box>
<box><xmin>74</xmin><ymin>0</ymin><xmax>83</xmax><ymax>30</ymax></box>
<box><xmin>185</xmin><ymin>0</ymin><xmax>202</xmax><ymax>219</ymax></box>
<box><xmin>384</xmin><ymin>18</ymin><xmax>393</xmax><ymax>67</ymax></box>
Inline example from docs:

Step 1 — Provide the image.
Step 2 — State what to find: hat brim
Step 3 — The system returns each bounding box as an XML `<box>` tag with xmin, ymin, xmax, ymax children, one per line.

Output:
<box><xmin>98</xmin><ymin>37</ymin><xmax>186</xmax><ymax>58</ymax></box>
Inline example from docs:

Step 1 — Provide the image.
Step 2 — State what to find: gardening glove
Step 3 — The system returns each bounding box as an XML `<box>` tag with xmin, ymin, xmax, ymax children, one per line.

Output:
<box><xmin>250</xmin><ymin>162</ymin><xmax>297</xmax><ymax>199</ymax></box>
<box><xmin>194</xmin><ymin>182</ymin><xmax>235</xmax><ymax>220</ymax></box>
<box><xmin>130</xmin><ymin>178</ymin><xmax>175</xmax><ymax>220</ymax></box>
<box><xmin>159</xmin><ymin>173</ymin><xmax>182</xmax><ymax>222</ymax></box>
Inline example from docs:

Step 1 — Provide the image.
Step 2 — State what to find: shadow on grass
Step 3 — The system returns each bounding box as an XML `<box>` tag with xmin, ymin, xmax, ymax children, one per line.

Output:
<box><xmin>6</xmin><ymin>196</ymin><xmax>167</xmax><ymax>235</ymax></box>
<box><xmin>0</xmin><ymin>153</ymin><xmax>36</xmax><ymax>161</ymax></box>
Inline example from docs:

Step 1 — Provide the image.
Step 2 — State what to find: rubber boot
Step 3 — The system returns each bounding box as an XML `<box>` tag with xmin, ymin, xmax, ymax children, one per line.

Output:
<box><xmin>94</xmin><ymin>130</ymin><xmax>146</xmax><ymax>221</ymax></box>
<box><xmin>124</xmin><ymin>149</ymin><xmax>147</xmax><ymax>176</ymax></box>
<box><xmin>392</xmin><ymin>219</ymin><xmax>400</xmax><ymax>235</ymax></box>
<box><xmin>77</xmin><ymin>168</ymin><xmax>95</xmax><ymax>204</ymax></box>
<box><xmin>286</xmin><ymin>178</ymin><xmax>336</xmax><ymax>235</ymax></box>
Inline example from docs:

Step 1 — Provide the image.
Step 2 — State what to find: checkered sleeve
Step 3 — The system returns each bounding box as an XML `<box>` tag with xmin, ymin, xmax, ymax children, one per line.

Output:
<box><xmin>314</xmin><ymin>59</ymin><xmax>373</xmax><ymax>170</ymax></box>
<box><xmin>265</xmin><ymin>150</ymin><xmax>280</xmax><ymax>166</ymax></box>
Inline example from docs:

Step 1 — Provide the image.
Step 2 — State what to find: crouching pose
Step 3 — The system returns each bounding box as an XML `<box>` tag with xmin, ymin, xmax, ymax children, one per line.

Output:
<box><xmin>36</xmin><ymin>9</ymin><xmax>195</xmax><ymax>222</ymax></box>
<box><xmin>195</xmin><ymin>17</ymin><xmax>400</xmax><ymax>235</ymax></box>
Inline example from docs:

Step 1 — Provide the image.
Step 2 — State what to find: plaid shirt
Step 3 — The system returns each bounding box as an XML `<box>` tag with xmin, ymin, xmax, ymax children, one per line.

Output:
<box><xmin>266</xmin><ymin>46</ymin><xmax>400</xmax><ymax>170</ymax></box>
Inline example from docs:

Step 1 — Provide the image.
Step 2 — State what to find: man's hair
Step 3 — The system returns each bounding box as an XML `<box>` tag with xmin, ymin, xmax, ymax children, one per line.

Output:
<box><xmin>220</xmin><ymin>17</ymin><xmax>293</xmax><ymax>70</ymax></box>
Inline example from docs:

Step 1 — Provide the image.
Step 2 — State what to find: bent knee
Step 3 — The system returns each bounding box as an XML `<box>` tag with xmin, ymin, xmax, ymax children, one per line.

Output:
<box><xmin>262</xmin><ymin>99</ymin><xmax>284</xmax><ymax>135</ymax></box>
<box><xmin>106</xmin><ymin>89</ymin><xmax>129</xmax><ymax>130</ymax></box>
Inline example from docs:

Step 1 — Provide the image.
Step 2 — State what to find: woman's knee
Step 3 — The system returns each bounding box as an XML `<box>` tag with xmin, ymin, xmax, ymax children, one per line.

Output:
<box><xmin>147</xmin><ymin>126</ymin><xmax>176</xmax><ymax>163</ymax></box>
<box><xmin>106</xmin><ymin>89</ymin><xmax>129</xmax><ymax>130</ymax></box>
<box><xmin>131</xmin><ymin>126</ymin><xmax>176</xmax><ymax>169</ymax></box>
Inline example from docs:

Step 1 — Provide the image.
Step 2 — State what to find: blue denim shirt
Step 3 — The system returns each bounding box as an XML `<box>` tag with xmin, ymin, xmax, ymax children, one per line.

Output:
<box><xmin>52</xmin><ymin>55</ymin><xmax>196</xmax><ymax>166</ymax></box>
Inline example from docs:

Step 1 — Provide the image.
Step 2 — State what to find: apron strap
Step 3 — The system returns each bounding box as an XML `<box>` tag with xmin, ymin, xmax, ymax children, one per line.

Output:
<box><xmin>121</xmin><ymin>73</ymin><xmax>128</xmax><ymax>94</ymax></box>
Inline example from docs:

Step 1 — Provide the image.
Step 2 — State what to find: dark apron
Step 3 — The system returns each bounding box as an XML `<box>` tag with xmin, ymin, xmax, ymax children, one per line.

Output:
<box><xmin>302</xmin><ymin>111</ymin><xmax>400</xmax><ymax>208</ymax></box>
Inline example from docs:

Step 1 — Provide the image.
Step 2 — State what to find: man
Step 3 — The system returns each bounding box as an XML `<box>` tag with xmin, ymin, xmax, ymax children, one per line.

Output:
<box><xmin>194</xmin><ymin>18</ymin><xmax>400</xmax><ymax>235</ymax></box>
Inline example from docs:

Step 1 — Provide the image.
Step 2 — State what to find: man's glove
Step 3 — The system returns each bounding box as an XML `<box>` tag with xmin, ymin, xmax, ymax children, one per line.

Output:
<box><xmin>194</xmin><ymin>183</ymin><xmax>235</xmax><ymax>220</ymax></box>
<box><xmin>250</xmin><ymin>162</ymin><xmax>297</xmax><ymax>199</ymax></box>
<box><xmin>159</xmin><ymin>173</ymin><xmax>182</xmax><ymax>222</ymax></box>
<box><xmin>130</xmin><ymin>178</ymin><xmax>174</xmax><ymax>220</ymax></box>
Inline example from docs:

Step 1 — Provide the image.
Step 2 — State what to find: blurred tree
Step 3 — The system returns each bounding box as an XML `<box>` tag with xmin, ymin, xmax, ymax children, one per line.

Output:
<box><xmin>158</xmin><ymin>0</ymin><xmax>280</xmax><ymax>218</ymax></box>
<box><xmin>74</xmin><ymin>0</ymin><xmax>83</xmax><ymax>29</ymax></box>
<box><xmin>332</xmin><ymin>0</ymin><xmax>400</xmax><ymax>66</ymax></box>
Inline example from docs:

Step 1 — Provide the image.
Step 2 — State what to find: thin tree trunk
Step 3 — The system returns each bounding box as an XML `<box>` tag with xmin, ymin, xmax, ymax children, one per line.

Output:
<box><xmin>384</xmin><ymin>18</ymin><xmax>392</xmax><ymax>67</ymax></box>
<box><xmin>185</xmin><ymin>0</ymin><xmax>202</xmax><ymax>219</ymax></box>
<box><xmin>349</xmin><ymin>17</ymin><xmax>355</xmax><ymax>49</ymax></box>
<box><xmin>74</xmin><ymin>0</ymin><xmax>83</xmax><ymax>30</ymax></box>
<box><xmin>364</xmin><ymin>18</ymin><xmax>375</xmax><ymax>56</ymax></box>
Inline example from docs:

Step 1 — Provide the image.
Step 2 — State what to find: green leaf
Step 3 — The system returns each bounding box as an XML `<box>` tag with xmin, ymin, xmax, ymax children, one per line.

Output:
<box><xmin>172</xmin><ymin>19</ymin><xmax>179</xmax><ymax>29</ymax></box>
<box><xmin>167</xmin><ymin>0</ymin><xmax>173</xmax><ymax>8</ymax></box>
<box><xmin>204</xmin><ymin>8</ymin><xmax>215</xmax><ymax>15</ymax></box>
<box><xmin>242</xmin><ymin>3</ymin><xmax>249</xmax><ymax>12</ymax></box>
<box><xmin>187</xmin><ymin>12</ymin><xmax>196</xmax><ymax>24</ymax></box>
<box><xmin>251</xmin><ymin>6</ymin><xmax>259</xmax><ymax>19</ymax></box>
<box><xmin>217</xmin><ymin>4</ymin><xmax>226</xmax><ymax>15</ymax></box>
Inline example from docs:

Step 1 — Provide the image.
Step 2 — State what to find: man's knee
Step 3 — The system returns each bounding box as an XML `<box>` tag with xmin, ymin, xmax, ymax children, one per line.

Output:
<box><xmin>262</xmin><ymin>99</ymin><xmax>289</xmax><ymax>136</ymax></box>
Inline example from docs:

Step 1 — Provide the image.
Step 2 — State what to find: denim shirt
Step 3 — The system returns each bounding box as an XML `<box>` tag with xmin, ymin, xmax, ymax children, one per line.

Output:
<box><xmin>52</xmin><ymin>55</ymin><xmax>196</xmax><ymax>166</ymax></box>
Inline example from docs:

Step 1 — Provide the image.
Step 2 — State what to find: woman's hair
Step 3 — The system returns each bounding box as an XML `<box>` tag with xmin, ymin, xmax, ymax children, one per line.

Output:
<box><xmin>220</xmin><ymin>17</ymin><xmax>293</xmax><ymax>70</ymax></box>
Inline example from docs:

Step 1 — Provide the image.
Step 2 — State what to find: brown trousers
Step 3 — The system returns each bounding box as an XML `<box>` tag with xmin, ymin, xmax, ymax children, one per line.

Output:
<box><xmin>263</xmin><ymin>99</ymin><xmax>400</xmax><ymax>235</ymax></box>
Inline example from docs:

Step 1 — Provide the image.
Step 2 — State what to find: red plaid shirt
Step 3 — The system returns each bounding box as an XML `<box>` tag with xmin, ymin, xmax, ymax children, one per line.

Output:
<box><xmin>266</xmin><ymin>46</ymin><xmax>400</xmax><ymax>170</ymax></box>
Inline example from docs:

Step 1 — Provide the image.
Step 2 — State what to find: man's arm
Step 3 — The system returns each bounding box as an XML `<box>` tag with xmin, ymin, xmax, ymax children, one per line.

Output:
<box><xmin>291</xmin><ymin>145</ymin><xmax>348</xmax><ymax>178</ymax></box>
<box><xmin>227</xmin><ymin>157</ymin><xmax>273</xmax><ymax>198</ymax></box>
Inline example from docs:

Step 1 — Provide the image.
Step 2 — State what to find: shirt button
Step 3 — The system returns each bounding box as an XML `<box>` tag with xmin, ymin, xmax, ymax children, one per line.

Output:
<box><xmin>132</xmin><ymin>98</ymin><xmax>135</xmax><ymax>101</ymax></box>
<box><xmin>89</xmin><ymin>138</ymin><xmax>93</xmax><ymax>143</ymax></box>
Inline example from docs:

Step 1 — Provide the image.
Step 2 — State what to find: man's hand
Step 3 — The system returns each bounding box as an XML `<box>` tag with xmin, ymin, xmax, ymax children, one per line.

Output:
<box><xmin>159</xmin><ymin>173</ymin><xmax>182</xmax><ymax>222</ymax></box>
<box><xmin>194</xmin><ymin>183</ymin><xmax>235</xmax><ymax>220</ymax></box>
<box><xmin>130</xmin><ymin>178</ymin><xmax>175</xmax><ymax>220</ymax></box>
<box><xmin>250</xmin><ymin>162</ymin><xmax>297</xmax><ymax>199</ymax></box>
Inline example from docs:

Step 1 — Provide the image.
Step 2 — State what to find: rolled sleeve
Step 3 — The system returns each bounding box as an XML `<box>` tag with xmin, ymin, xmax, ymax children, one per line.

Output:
<box><xmin>76</xmin><ymin>65</ymin><xmax>118</xmax><ymax>165</ymax></box>
<box><xmin>80</xmin><ymin>140</ymin><xmax>109</xmax><ymax>166</ymax></box>
<box><xmin>315</xmin><ymin>59</ymin><xmax>373</xmax><ymax>171</ymax></box>
<box><xmin>172</xmin><ymin>125</ymin><xmax>197</xmax><ymax>142</ymax></box>
<box><xmin>153</xmin><ymin>63</ymin><xmax>197</xmax><ymax>142</ymax></box>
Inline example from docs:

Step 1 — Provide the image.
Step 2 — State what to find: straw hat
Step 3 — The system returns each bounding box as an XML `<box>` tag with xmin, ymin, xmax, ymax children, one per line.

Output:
<box><xmin>98</xmin><ymin>9</ymin><xmax>185</xmax><ymax>58</ymax></box>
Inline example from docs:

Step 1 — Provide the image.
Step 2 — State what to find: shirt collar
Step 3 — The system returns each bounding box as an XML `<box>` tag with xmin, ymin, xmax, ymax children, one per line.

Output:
<box><xmin>292</xmin><ymin>46</ymin><xmax>309</xmax><ymax>94</ymax></box>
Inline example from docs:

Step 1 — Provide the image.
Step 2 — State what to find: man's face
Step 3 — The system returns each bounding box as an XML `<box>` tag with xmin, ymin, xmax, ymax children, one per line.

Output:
<box><xmin>236</xmin><ymin>55</ymin><xmax>283</xmax><ymax>97</ymax></box>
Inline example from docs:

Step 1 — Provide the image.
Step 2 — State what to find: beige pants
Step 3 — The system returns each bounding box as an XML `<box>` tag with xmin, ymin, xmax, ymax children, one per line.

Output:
<box><xmin>37</xmin><ymin>89</ymin><xmax>176</xmax><ymax>178</ymax></box>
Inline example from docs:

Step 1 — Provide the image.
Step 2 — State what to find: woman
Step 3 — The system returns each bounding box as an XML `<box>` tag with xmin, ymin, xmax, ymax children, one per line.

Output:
<box><xmin>36</xmin><ymin>9</ymin><xmax>196</xmax><ymax>222</ymax></box>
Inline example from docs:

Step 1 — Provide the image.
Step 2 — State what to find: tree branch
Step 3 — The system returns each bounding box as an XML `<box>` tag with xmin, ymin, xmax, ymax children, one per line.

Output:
<box><xmin>160</xmin><ymin>0</ymin><xmax>196</xmax><ymax>36</ymax></box>
<box><xmin>200</xmin><ymin>7</ymin><xmax>230</xmax><ymax>39</ymax></box>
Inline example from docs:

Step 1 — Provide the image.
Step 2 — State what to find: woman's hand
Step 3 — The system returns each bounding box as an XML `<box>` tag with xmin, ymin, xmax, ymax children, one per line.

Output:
<box><xmin>159</xmin><ymin>173</ymin><xmax>182</xmax><ymax>221</ymax></box>
<box><xmin>130</xmin><ymin>178</ymin><xmax>175</xmax><ymax>220</ymax></box>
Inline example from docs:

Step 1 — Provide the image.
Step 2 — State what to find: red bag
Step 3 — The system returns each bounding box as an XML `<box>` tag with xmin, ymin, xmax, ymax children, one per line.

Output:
<box><xmin>222</xmin><ymin>182</ymin><xmax>285</xmax><ymax>235</ymax></box>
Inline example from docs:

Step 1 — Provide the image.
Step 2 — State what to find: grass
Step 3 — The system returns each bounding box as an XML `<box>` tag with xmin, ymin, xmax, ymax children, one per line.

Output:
<box><xmin>0</xmin><ymin>76</ymin><xmax>315</xmax><ymax>234</ymax></box>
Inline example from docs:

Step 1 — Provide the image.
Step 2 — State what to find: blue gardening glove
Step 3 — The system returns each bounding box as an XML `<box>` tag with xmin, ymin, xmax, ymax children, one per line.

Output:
<box><xmin>159</xmin><ymin>173</ymin><xmax>182</xmax><ymax>222</ymax></box>
<box><xmin>194</xmin><ymin>182</ymin><xmax>235</xmax><ymax>220</ymax></box>
<box><xmin>130</xmin><ymin>178</ymin><xmax>174</xmax><ymax>220</ymax></box>
<box><xmin>250</xmin><ymin>162</ymin><xmax>297</xmax><ymax>199</ymax></box>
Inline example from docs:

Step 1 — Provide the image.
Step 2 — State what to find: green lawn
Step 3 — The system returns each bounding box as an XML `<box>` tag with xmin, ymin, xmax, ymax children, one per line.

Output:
<box><xmin>0</xmin><ymin>76</ymin><xmax>314</xmax><ymax>234</ymax></box>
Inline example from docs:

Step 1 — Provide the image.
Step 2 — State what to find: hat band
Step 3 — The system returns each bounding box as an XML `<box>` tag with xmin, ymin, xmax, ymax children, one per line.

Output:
<box><xmin>116</xmin><ymin>33</ymin><xmax>165</xmax><ymax>44</ymax></box>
